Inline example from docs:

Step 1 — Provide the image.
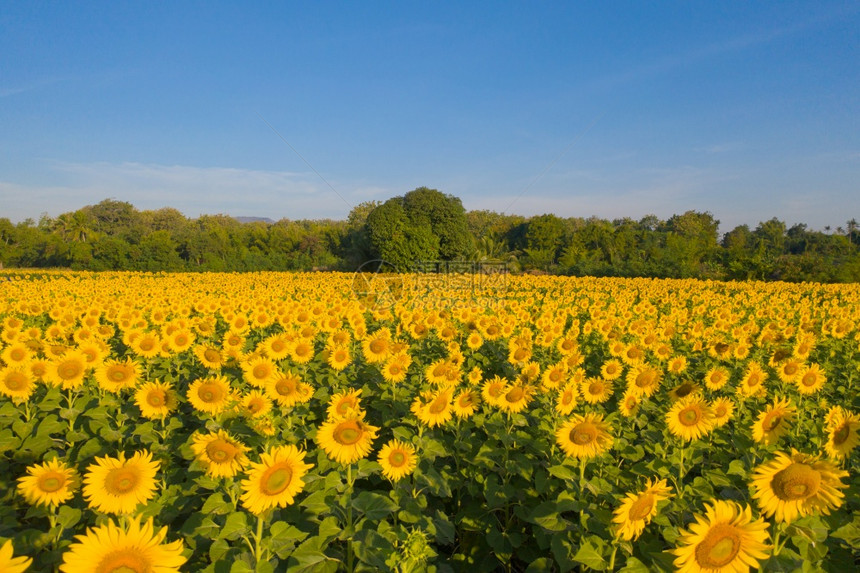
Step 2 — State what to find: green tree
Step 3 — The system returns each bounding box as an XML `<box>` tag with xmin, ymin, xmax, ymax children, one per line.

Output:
<box><xmin>366</xmin><ymin>199</ymin><xmax>439</xmax><ymax>270</ymax></box>
<box><xmin>401</xmin><ymin>187</ymin><xmax>472</xmax><ymax>259</ymax></box>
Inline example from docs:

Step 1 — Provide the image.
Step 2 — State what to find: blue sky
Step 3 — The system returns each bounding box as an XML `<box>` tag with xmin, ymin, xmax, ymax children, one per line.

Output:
<box><xmin>1</xmin><ymin>1</ymin><xmax>858</xmax><ymax>233</ymax></box>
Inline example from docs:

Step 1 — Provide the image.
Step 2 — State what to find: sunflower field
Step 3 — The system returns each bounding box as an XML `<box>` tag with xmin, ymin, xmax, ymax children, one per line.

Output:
<box><xmin>0</xmin><ymin>270</ymin><xmax>858</xmax><ymax>572</ymax></box>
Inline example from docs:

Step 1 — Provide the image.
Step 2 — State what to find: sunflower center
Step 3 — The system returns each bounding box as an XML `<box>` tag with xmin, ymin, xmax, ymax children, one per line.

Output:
<box><xmin>428</xmin><ymin>396</ymin><xmax>448</xmax><ymax>414</ymax></box>
<box><xmin>369</xmin><ymin>339</ymin><xmax>387</xmax><ymax>354</ymax></box>
<box><xmin>801</xmin><ymin>373</ymin><xmax>817</xmax><ymax>387</ymax></box>
<box><xmin>110</xmin><ymin>368</ymin><xmax>128</xmax><ymax>382</ymax></box>
<box><xmin>389</xmin><ymin>451</ymin><xmax>407</xmax><ymax>467</ymax></box>
<box><xmin>38</xmin><ymin>473</ymin><xmax>64</xmax><ymax>493</ymax></box>
<box><xmin>333</xmin><ymin>422</ymin><xmax>363</xmax><ymax>445</ymax></box>
<box><xmin>260</xmin><ymin>464</ymin><xmax>294</xmax><ymax>496</ymax></box>
<box><xmin>276</xmin><ymin>379</ymin><xmax>297</xmax><ymax>396</ymax></box>
<box><xmin>139</xmin><ymin>339</ymin><xmax>156</xmax><ymax>351</ymax></box>
<box><xmin>459</xmin><ymin>394</ymin><xmax>475</xmax><ymax>407</ymax></box>
<box><xmin>4</xmin><ymin>372</ymin><xmax>27</xmax><ymax>390</ymax></box>
<box><xmin>562</xmin><ymin>391</ymin><xmax>574</xmax><ymax>406</ymax></box>
<box><xmin>624</xmin><ymin>397</ymin><xmax>637</xmax><ymax>409</ymax></box>
<box><xmin>746</xmin><ymin>374</ymin><xmax>762</xmax><ymax>387</ymax></box>
<box><xmin>336</xmin><ymin>399</ymin><xmax>356</xmax><ymax>415</ymax></box>
<box><xmin>762</xmin><ymin>413</ymin><xmax>783</xmax><ymax>431</ymax></box>
<box><xmin>679</xmin><ymin>407</ymin><xmax>701</xmax><ymax>426</ymax></box>
<box><xmin>199</xmin><ymin>384</ymin><xmax>223</xmax><ymax>403</ymax></box>
<box><xmin>206</xmin><ymin>440</ymin><xmax>239</xmax><ymax>463</ymax></box>
<box><xmin>146</xmin><ymin>390</ymin><xmax>165</xmax><ymax>407</ymax></box>
<box><xmin>247</xmin><ymin>399</ymin><xmax>263</xmax><ymax>413</ymax></box>
<box><xmin>505</xmin><ymin>387</ymin><xmax>524</xmax><ymax>403</ymax></box>
<box><xmin>570</xmin><ymin>424</ymin><xmax>597</xmax><ymax>445</ymax></box>
<box><xmin>253</xmin><ymin>365</ymin><xmax>270</xmax><ymax>379</ymax></box>
<box><xmin>627</xmin><ymin>494</ymin><xmax>655</xmax><ymax>521</ymax></box>
<box><xmin>513</xmin><ymin>348</ymin><xmax>528</xmax><ymax>361</ymax></box>
<box><xmin>784</xmin><ymin>363</ymin><xmax>798</xmax><ymax>376</ymax></box>
<box><xmin>104</xmin><ymin>468</ymin><xmax>139</xmax><ymax>495</ymax></box>
<box><xmin>674</xmin><ymin>383</ymin><xmax>694</xmax><ymax>398</ymax></box>
<box><xmin>771</xmin><ymin>463</ymin><xmax>821</xmax><ymax>500</ymax></box>
<box><xmin>488</xmin><ymin>383</ymin><xmax>505</xmax><ymax>398</ymax></box>
<box><xmin>59</xmin><ymin>361</ymin><xmax>83</xmax><ymax>379</ymax></box>
<box><xmin>636</xmin><ymin>372</ymin><xmax>655</xmax><ymax>388</ymax></box>
<box><xmin>96</xmin><ymin>550</ymin><xmax>150</xmax><ymax>573</ymax></box>
<box><xmin>833</xmin><ymin>424</ymin><xmax>850</xmax><ymax>445</ymax></box>
<box><xmin>204</xmin><ymin>349</ymin><xmax>220</xmax><ymax>361</ymax></box>
<box><xmin>695</xmin><ymin>523</ymin><xmax>740</xmax><ymax>568</ymax></box>
<box><xmin>588</xmin><ymin>383</ymin><xmax>603</xmax><ymax>395</ymax></box>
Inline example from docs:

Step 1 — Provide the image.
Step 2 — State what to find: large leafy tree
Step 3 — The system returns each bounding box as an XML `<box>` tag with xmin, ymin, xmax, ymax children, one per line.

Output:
<box><xmin>365</xmin><ymin>187</ymin><xmax>471</xmax><ymax>268</ymax></box>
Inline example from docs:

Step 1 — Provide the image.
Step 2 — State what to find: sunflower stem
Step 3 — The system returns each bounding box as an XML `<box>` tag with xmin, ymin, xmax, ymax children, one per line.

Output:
<box><xmin>346</xmin><ymin>463</ymin><xmax>355</xmax><ymax>573</ymax></box>
<box><xmin>254</xmin><ymin>512</ymin><xmax>266</xmax><ymax>564</ymax></box>
<box><xmin>678</xmin><ymin>444</ymin><xmax>685</xmax><ymax>498</ymax></box>
<box><xmin>608</xmin><ymin>544</ymin><xmax>618</xmax><ymax>571</ymax></box>
<box><xmin>579</xmin><ymin>457</ymin><xmax>587</xmax><ymax>489</ymax></box>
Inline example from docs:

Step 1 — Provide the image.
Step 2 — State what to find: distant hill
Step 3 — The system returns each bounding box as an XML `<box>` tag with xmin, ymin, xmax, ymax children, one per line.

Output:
<box><xmin>233</xmin><ymin>216</ymin><xmax>275</xmax><ymax>224</ymax></box>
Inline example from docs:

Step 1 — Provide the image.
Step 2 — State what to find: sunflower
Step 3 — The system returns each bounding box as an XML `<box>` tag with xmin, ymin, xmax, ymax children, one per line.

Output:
<box><xmin>612</xmin><ymin>478</ymin><xmax>673</xmax><ymax>541</ymax></box>
<box><xmin>17</xmin><ymin>458</ymin><xmax>78</xmax><ymax>507</ymax></box>
<box><xmin>0</xmin><ymin>540</ymin><xmax>32</xmax><ymax>573</ymax></box>
<box><xmin>47</xmin><ymin>351</ymin><xmax>89</xmax><ymax>389</ymax></box>
<box><xmin>289</xmin><ymin>339</ymin><xmax>315</xmax><ymax>364</ymax></box>
<box><xmin>751</xmin><ymin>397</ymin><xmax>795</xmax><ymax>445</ymax></box>
<box><xmin>555</xmin><ymin>383</ymin><xmax>579</xmax><ymax>416</ymax></box>
<box><xmin>413</xmin><ymin>387</ymin><xmax>454</xmax><ymax>428</ymax></box>
<box><xmin>381</xmin><ymin>354</ymin><xmax>410</xmax><ymax>384</ymax></box>
<box><xmin>266</xmin><ymin>372</ymin><xmax>312</xmax><ymax>408</ymax></box>
<box><xmin>95</xmin><ymin>357</ymin><xmax>141</xmax><ymax>393</ymax></box>
<box><xmin>666</xmin><ymin>395</ymin><xmax>714</xmax><ymax>442</ymax></box>
<box><xmin>377</xmin><ymin>439</ymin><xmax>418</xmax><ymax>481</ymax></box>
<box><xmin>581</xmin><ymin>377</ymin><xmax>613</xmax><ymax>404</ymax></box>
<box><xmin>626</xmin><ymin>364</ymin><xmax>662</xmax><ymax>398</ymax></box>
<box><xmin>187</xmin><ymin>376</ymin><xmax>234</xmax><ymax>415</ymax></box>
<box><xmin>541</xmin><ymin>362</ymin><xmax>568</xmax><ymax>390</ymax></box>
<box><xmin>316</xmin><ymin>415</ymin><xmax>379</xmax><ymax>465</ymax></box>
<box><xmin>750</xmin><ymin>450</ymin><xmax>848</xmax><ymax>523</ymax></box>
<box><xmin>326</xmin><ymin>388</ymin><xmax>363</xmax><ymax>420</ymax></box>
<box><xmin>825</xmin><ymin>410</ymin><xmax>860</xmax><ymax>459</ymax></box>
<box><xmin>166</xmin><ymin>328</ymin><xmax>195</xmax><ymax>354</ymax></box>
<box><xmin>193</xmin><ymin>344</ymin><xmax>224</xmax><ymax>370</ymax></box>
<box><xmin>83</xmin><ymin>450</ymin><xmax>160</xmax><ymax>515</ymax></box>
<box><xmin>0</xmin><ymin>342</ymin><xmax>33</xmax><ymax>366</ymax></box>
<box><xmin>555</xmin><ymin>413</ymin><xmax>613</xmax><ymax>460</ymax></box>
<box><xmin>668</xmin><ymin>381</ymin><xmax>700</xmax><ymax>402</ymax></box>
<box><xmin>703</xmin><ymin>367</ymin><xmax>730</xmax><ymax>391</ymax></box>
<box><xmin>263</xmin><ymin>333</ymin><xmax>292</xmax><ymax>361</ymax></box>
<box><xmin>618</xmin><ymin>389</ymin><xmax>641</xmax><ymax>418</ymax></box>
<box><xmin>667</xmin><ymin>355</ymin><xmax>688</xmax><ymax>375</ymax></box>
<box><xmin>453</xmin><ymin>389</ymin><xmax>480</xmax><ymax>418</ymax></box>
<box><xmin>0</xmin><ymin>366</ymin><xmax>35</xmax><ymax>400</ymax></box>
<box><xmin>600</xmin><ymin>359</ymin><xmax>624</xmax><ymax>381</ymax></box>
<box><xmin>241</xmin><ymin>390</ymin><xmax>272</xmax><ymax>418</ymax></box>
<box><xmin>481</xmin><ymin>376</ymin><xmax>509</xmax><ymax>408</ymax></box>
<box><xmin>134</xmin><ymin>380</ymin><xmax>177</xmax><ymax>419</ymax></box>
<box><xmin>710</xmin><ymin>397</ymin><xmax>735</xmax><ymax>428</ymax></box>
<box><xmin>59</xmin><ymin>515</ymin><xmax>185</xmax><ymax>573</ymax></box>
<box><xmin>672</xmin><ymin>500</ymin><xmax>770</xmax><ymax>573</ymax></box>
<box><xmin>737</xmin><ymin>362</ymin><xmax>768</xmax><ymax>398</ymax></box>
<box><xmin>191</xmin><ymin>430</ymin><xmax>250</xmax><ymax>478</ymax></box>
<box><xmin>130</xmin><ymin>332</ymin><xmax>162</xmax><ymax>359</ymax></box>
<box><xmin>775</xmin><ymin>358</ymin><xmax>803</xmax><ymax>384</ymax></box>
<box><xmin>241</xmin><ymin>356</ymin><xmax>280</xmax><ymax>388</ymax></box>
<box><xmin>794</xmin><ymin>363</ymin><xmax>825</xmax><ymax>395</ymax></box>
<box><xmin>498</xmin><ymin>383</ymin><xmax>534</xmax><ymax>414</ymax></box>
<box><xmin>362</xmin><ymin>330</ymin><xmax>392</xmax><ymax>364</ymax></box>
<box><xmin>327</xmin><ymin>345</ymin><xmax>353</xmax><ymax>372</ymax></box>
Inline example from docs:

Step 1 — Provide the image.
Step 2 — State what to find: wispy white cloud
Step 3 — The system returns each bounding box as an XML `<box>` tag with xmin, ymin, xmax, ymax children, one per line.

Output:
<box><xmin>1</xmin><ymin>161</ymin><xmax>363</xmax><ymax>222</ymax></box>
<box><xmin>0</xmin><ymin>76</ymin><xmax>67</xmax><ymax>98</ymax></box>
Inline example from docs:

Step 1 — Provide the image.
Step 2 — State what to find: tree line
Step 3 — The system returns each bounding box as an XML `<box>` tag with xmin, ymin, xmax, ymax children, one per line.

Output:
<box><xmin>2</xmin><ymin>189</ymin><xmax>859</xmax><ymax>282</ymax></box>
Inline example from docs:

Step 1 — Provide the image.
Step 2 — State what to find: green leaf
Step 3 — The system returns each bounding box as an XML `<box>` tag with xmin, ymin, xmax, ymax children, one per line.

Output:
<box><xmin>727</xmin><ymin>459</ymin><xmax>747</xmax><ymax>477</ymax></box>
<box><xmin>57</xmin><ymin>506</ymin><xmax>81</xmax><ymax>529</ymax></box>
<box><xmin>573</xmin><ymin>539</ymin><xmax>606</xmax><ymax>570</ymax></box>
<box><xmin>618</xmin><ymin>557</ymin><xmax>651</xmax><ymax>572</ymax></box>
<box><xmin>219</xmin><ymin>512</ymin><xmax>251</xmax><ymax>540</ymax></box>
<box><xmin>352</xmin><ymin>491</ymin><xmax>397</xmax><ymax>521</ymax></box>
<box><xmin>300</xmin><ymin>490</ymin><xmax>331</xmax><ymax>515</ymax></box>
<box><xmin>287</xmin><ymin>537</ymin><xmax>340</xmax><ymax>573</ymax></box>
<box><xmin>529</xmin><ymin>501</ymin><xmax>573</xmax><ymax>532</ymax></box>
<box><xmin>548</xmin><ymin>464</ymin><xmax>577</xmax><ymax>481</ymax></box>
